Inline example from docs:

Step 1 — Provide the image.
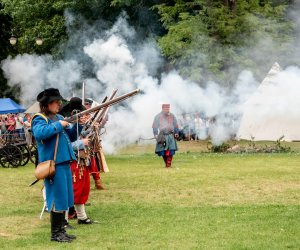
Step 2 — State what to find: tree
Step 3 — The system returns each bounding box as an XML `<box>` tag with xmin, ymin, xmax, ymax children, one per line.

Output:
<box><xmin>0</xmin><ymin>0</ymin><xmax>74</xmax><ymax>55</ymax></box>
<box><xmin>0</xmin><ymin>2</ymin><xmax>16</xmax><ymax>98</ymax></box>
<box><xmin>153</xmin><ymin>0</ymin><xmax>293</xmax><ymax>85</ymax></box>
<box><xmin>110</xmin><ymin>0</ymin><xmax>166</xmax><ymax>36</ymax></box>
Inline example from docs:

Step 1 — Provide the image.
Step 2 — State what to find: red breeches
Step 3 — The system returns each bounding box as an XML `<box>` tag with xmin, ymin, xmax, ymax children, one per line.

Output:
<box><xmin>70</xmin><ymin>161</ymin><xmax>90</xmax><ymax>204</ymax></box>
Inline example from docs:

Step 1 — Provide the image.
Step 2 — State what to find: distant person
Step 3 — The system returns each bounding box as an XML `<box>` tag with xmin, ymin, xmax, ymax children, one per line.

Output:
<box><xmin>0</xmin><ymin>115</ymin><xmax>5</xmax><ymax>135</ymax></box>
<box><xmin>0</xmin><ymin>115</ymin><xmax>7</xmax><ymax>139</ymax></box>
<box><xmin>84</xmin><ymin>98</ymin><xmax>93</xmax><ymax>110</ymax></box>
<box><xmin>23</xmin><ymin>114</ymin><xmax>32</xmax><ymax>145</ymax></box>
<box><xmin>5</xmin><ymin>114</ymin><xmax>16</xmax><ymax>141</ymax></box>
<box><xmin>152</xmin><ymin>104</ymin><xmax>179</xmax><ymax>168</ymax></box>
<box><xmin>15</xmin><ymin>113</ymin><xmax>24</xmax><ymax>140</ymax></box>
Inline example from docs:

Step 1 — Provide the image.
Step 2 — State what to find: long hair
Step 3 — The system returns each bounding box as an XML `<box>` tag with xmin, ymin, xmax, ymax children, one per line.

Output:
<box><xmin>39</xmin><ymin>102</ymin><xmax>51</xmax><ymax>115</ymax></box>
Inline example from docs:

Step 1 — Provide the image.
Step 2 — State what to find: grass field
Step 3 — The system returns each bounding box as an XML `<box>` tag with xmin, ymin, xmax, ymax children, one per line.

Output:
<box><xmin>0</xmin><ymin>141</ymin><xmax>299</xmax><ymax>249</ymax></box>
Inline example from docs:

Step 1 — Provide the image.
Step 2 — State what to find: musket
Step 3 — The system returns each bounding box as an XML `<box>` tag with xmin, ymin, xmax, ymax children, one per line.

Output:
<box><xmin>29</xmin><ymin>89</ymin><xmax>140</xmax><ymax>187</ymax></box>
<box><xmin>92</xmin><ymin>127</ymin><xmax>109</xmax><ymax>172</ymax></box>
<box><xmin>65</xmin><ymin>88</ymin><xmax>140</xmax><ymax>123</ymax></box>
<box><xmin>82</xmin><ymin>90</ymin><xmax>118</xmax><ymax>173</ymax></box>
<box><xmin>85</xmin><ymin>90</ymin><xmax>119</xmax><ymax>173</ymax></box>
<box><xmin>81</xmin><ymin>95</ymin><xmax>108</xmax><ymax>134</ymax></box>
<box><xmin>91</xmin><ymin>89</ymin><xmax>118</xmax><ymax>128</ymax></box>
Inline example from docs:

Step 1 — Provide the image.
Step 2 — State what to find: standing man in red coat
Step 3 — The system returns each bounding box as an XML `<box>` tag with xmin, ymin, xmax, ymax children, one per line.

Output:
<box><xmin>61</xmin><ymin>97</ymin><xmax>96</xmax><ymax>224</ymax></box>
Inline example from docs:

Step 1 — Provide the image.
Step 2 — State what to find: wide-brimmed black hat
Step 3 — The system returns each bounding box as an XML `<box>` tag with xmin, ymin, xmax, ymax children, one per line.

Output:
<box><xmin>37</xmin><ymin>88</ymin><xmax>63</xmax><ymax>104</ymax></box>
<box><xmin>60</xmin><ymin>97</ymin><xmax>86</xmax><ymax>117</ymax></box>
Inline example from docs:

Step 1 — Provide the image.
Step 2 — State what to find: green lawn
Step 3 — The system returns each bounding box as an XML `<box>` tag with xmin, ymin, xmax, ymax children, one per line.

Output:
<box><xmin>0</xmin><ymin>141</ymin><xmax>299</xmax><ymax>249</ymax></box>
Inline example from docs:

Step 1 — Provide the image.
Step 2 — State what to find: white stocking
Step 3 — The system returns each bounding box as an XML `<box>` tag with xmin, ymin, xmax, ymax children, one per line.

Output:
<box><xmin>74</xmin><ymin>204</ymin><xmax>87</xmax><ymax>220</ymax></box>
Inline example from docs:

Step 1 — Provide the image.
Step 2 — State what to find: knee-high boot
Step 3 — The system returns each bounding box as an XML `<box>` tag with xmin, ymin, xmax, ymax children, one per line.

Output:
<box><xmin>50</xmin><ymin>212</ymin><xmax>73</xmax><ymax>242</ymax></box>
<box><xmin>59</xmin><ymin>212</ymin><xmax>77</xmax><ymax>240</ymax></box>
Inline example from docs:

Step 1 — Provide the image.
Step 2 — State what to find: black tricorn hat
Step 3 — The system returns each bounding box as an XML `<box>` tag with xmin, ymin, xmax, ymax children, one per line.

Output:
<box><xmin>37</xmin><ymin>88</ymin><xmax>63</xmax><ymax>104</ymax></box>
<box><xmin>60</xmin><ymin>97</ymin><xmax>86</xmax><ymax>117</ymax></box>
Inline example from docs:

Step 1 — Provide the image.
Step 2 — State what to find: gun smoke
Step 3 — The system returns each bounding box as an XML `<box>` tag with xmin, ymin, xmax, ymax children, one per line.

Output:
<box><xmin>1</xmin><ymin>11</ymin><xmax>300</xmax><ymax>152</ymax></box>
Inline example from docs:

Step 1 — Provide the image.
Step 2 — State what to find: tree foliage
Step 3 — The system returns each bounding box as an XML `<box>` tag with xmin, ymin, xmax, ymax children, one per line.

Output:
<box><xmin>0</xmin><ymin>2</ymin><xmax>17</xmax><ymax>99</ymax></box>
<box><xmin>0</xmin><ymin>0</ymin><xmax>74</xmax><ymax>55</ymax></box>
<box><xmin>153</xmin><ymin>0</ymin><xmax>293</xmax><ymax>84</ymax></box>
<box><xmin>0</xmin><ymin>0</ymin><xmax>297</xmax><ymax>97</ymax></box>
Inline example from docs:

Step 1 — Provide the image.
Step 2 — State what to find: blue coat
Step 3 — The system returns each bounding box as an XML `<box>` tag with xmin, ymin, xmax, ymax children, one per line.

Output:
<box><xmin>32</xmin><ymin>114</ymin><xmax>81</xmax><ymax>211</ymax></box>
<box><xmin>32</xmin><ymin>115</ymin><xmax>79</xmax><ymax>164</ymax></box>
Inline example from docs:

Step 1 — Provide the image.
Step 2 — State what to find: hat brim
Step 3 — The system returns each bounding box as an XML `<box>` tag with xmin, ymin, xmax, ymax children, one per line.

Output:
<box><xmin>45</xmin><ymin>95</ymin><xmax>63</xmax><ymax>104</ymax></box>
<box><xmin>61</xmin><ymin>102</ymin><xmax>86</xmax><ymax>113</ymax></box>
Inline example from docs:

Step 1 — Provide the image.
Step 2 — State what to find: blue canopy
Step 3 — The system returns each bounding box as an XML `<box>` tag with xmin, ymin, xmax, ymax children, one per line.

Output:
<box><xmin>0</xmin><ymin>98</ymin><xmax>26</xmax><ymax>114</ymax></box>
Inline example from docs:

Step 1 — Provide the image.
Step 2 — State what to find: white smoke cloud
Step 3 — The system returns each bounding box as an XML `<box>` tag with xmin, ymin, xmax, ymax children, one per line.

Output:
<box><xmin>1</xmin><ymin>54</ymin><xmax>82</xmax><ymax>106</ymax></box>
<box><xmin>81</xmin><ymin>24</ymin><xmax>259</xmax><ymax>149</ymax></box>
<box><xmin>2</xmin><ymin>12</ymin><xmax>300</xmax><ymax>151</ymax></box>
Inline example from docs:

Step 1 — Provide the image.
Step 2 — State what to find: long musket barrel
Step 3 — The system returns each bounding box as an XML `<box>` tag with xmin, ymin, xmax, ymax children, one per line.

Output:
<box><xmin>91</xmin><ymin>89</ymin><xmax>118</xmax><ymax>127</ymax></box>
<box><xmin>83</xmin><ymin>95</ymin><xmax>108</xmax><ymax>130</ymax></box>
<box><xmin>65</xmin><ymin>88</ymin><xmax>140</xmax><ymax>123</ymax></box>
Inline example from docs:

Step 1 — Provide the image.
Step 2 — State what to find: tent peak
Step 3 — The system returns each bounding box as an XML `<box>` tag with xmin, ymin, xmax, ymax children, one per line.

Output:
<box><xmin>267</xmin><ymin>62</ymin><xmax>282</xmax><ymax>76</ymax></box>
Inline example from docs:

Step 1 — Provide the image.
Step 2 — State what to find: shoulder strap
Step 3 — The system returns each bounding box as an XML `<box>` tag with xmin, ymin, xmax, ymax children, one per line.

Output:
<box><xmin>31</xmin><ymin>113</ymin><xmax>48</xmax><ymax>124</ymax></box>
<box><xmin>53</xmin><ymin>134</ymin><xmax>59</xmax><ymax>162</ymax></box>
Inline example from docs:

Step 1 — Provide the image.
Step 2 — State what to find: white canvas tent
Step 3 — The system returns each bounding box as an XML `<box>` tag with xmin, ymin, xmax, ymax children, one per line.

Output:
<box><xmin>237</xmin><ymin>62</ymin><xmax>300</xmax><ymax>141</ymax></box>
<box><xmin>25</xmin><ymin>102</ymin><xmax>40</xmax><ymax>113</ymax></box>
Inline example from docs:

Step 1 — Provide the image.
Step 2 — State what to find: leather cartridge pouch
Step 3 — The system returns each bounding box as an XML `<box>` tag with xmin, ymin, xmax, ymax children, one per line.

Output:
<box><xmin>34</xmin><ymin>134</ymin><xmax>59</xmax><ymax>180</ymax></box>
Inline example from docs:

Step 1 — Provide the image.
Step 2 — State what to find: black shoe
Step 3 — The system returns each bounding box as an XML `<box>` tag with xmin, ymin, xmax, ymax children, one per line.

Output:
<box><xmin>51</xmin><ymin>232</ymin><xmax>73</xmax><ymax>243</ymax></box>
<box><xmin>61</xmin><ymin>221</ymin><xmax>76</xmax><ymax>239</ymax></box>
<box><xmin>78</xmin><ymin>218</ymin><xmax>93</xmax><ymax>224</ymax></box>
<box><xmin>63</xmin><ymin>231</ymin><xmax>77</xmax><ymax>240</ymax></box>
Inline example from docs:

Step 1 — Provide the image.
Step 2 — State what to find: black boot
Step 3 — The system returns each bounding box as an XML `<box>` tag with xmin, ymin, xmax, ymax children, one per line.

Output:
<box><xmin>50</xmin><ymin>212</ymin><xmax>73</xmax><ymax>242</ymax></box>
<box><xmin>62</xmin><ymin>211</ymin><xmax>74</xmax><ymax>229</ymax></box>
<box><xmin>60</xmin><ymin>212</ymin><xmax>77</xmax><ymax>240</ymax></box>
<box><xmin>61</xmin><ymin>225</ymin><xmax>77</xmax><ymax>240</ymax></box>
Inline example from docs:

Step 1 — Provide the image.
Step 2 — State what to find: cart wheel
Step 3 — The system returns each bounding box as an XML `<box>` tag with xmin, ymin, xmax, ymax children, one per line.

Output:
<box><xmin>20</xmin><ymin>145</ymin><xmax>30</xmax><ymax>166</ymax></box>
<box><xmin>28</xmin><ymin>145</ymin><xmax>37</xmax><ymax>165</ymax></box>
<box><xmin>0</xmin><ymin>145</ymin><xmax>23</xmax><ymax>168</ymax></box>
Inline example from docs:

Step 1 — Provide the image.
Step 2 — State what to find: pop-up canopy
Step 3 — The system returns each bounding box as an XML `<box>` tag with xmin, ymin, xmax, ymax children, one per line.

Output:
<box><xmin>0</xmin><ymin>98</ymin><xmax>25</xmax><ymax>114</ymax></box>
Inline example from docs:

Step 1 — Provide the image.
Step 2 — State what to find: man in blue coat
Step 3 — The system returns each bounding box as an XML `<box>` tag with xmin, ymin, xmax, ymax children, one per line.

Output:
<box><xmin>32</xmin><ymin>88</ymin><xmax>82</xmax><ymax>243</ymax></box>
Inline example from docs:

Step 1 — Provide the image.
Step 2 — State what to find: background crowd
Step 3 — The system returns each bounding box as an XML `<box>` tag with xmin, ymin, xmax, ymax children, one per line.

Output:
<box><xmin>0</xmin><ymin>113</ymin><xmax>32</xmax><ymax>144</ymax></box>
<box><xmin>177</xmin><ymin>113</ymin><xmax>239</xmax><ymax>141</ymax></box>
